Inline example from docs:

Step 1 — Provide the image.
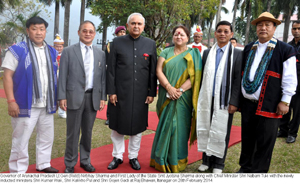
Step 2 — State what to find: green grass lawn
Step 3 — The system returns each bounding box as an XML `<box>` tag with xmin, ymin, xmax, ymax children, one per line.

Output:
<box><xmin>0</xmin><ymin>81</ymin><xmax>299</xmax><ymax>173</ymax></box>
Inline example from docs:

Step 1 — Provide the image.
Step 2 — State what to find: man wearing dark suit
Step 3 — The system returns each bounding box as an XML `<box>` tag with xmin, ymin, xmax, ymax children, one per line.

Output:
<box><xmin>58</xmin><ymin>21</ymin><xmax>106</xmax><ymax>173</ymax></box>
<box><xmin>278</xmin><ymin>20</ymin><xmax>300</xmax><ymax>143</ymax></box>
<box><xmin>197</xmin><ymin>21</ymin><xmax>242</xmax><ymax>173</ymax></box>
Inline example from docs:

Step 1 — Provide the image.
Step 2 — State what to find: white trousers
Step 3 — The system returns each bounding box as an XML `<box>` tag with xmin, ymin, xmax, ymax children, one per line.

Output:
<box><xmin>111</xmin><ymin>130</ymin><xmax>142</xmax><ymax>160</ymax></box>
<box><xmin>9</xmin><ymin>108</ymin><xmax>54</xmax><ymax>173</ymax></box>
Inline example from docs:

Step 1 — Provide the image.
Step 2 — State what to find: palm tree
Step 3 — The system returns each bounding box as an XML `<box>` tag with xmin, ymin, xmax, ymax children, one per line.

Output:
<box><xmin>214</xmin><ymin>0</ymin><xmax>228</xmax><ymax>44</ymax></box>
<box><xmin>232</xmin><ymin>0</ymin><xmax>241</xmax><ymax>33</ymax></box>
<box><xmin>267</xmin><ymin>0</ymin><xmax>272</xmax><ymax>12</ymax></box>
<box><xmin>279</xmin><ymin>0</ymin><xmax>299</xmax><ymax>42</ymax></box>
<box><xmin>62</xmin><ymin>0</ymin><xmax>72</xmax><ymax>47</ymax></box>
<box><xmin>5</xmin><ymin>10</ymin><xmax>41</xmax><ymax>41</ymax></box>
<box><xmin>39</xmin><ymin>0</ymin><xmax>62</xmax><ymax>39</ymax></box>
<box><xmin>80</xmin><ymin>0</ymin><xmax>85</xmax><ymax>24</ymax></box>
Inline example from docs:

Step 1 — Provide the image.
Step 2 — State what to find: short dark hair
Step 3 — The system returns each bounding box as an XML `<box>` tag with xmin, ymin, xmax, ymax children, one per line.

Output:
<box><xmin>292</xmin><ymin>20</ymin><xmax>300</xmax><ymax>26</ymax></box>
<box><xmin>172</xmin><ymin>25</ymin><xmax>190</xmax><ymax>40</ymax></box>
<box><xmin>230</xmin><ymin>38</ymin><xmax>237</xmax><ymax>42</ymax></box>
<box><xmin>26</xmin><ymin>16</ymin><xmax>48</xmax><ymax>28</ymax></box>
<box><xmin>78</xmin><ymin>20</ymin><xmax>96</xmax><ymax>31</ymax></box>
<box><xmin>216</xmin><ymin>21</ymin><xmax>232</xmax><ymax>32</ymax></box>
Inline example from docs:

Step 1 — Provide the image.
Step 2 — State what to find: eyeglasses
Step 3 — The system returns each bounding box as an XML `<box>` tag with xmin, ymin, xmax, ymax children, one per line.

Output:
<box><xmin>194</xmin><ymin>36</ymin><xmax>202</xmax><ymax>38</ymax></box>
<box><xmin>82</xmin><ymin>29</ymin><xmax>95</xmax><ymax>34</ymax></box>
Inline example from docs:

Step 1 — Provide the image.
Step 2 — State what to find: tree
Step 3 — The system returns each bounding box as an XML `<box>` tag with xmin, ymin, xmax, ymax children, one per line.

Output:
<box><xmin>39</xmin><ymin>0</ymin><xmax>62</xmax><ymax>39</ymax></box>
<box><xmin>273</xmin><ymin>0</ymin><xmax>299</xmax><ymax>42</ymax></box>
<box><xmin>0</xmin><ymin>0</ymin><xmax>50</xmax><ymax>46</ymax></box>
<box><xmin>5</xmin><ymin>10</ymin><xmax>41</xmax><ymax>41</ymax></box>
<box><xmin>0</xmin><ymin>0</ymin><xmax>20</xmax><ymax>13</ymax></box>
<box><xmin>62</xmin><ymin>0</ymin><xmax>72</xmax><ymax>47</ymax></box>
<box><xmin>89</xmin><ymin>0</ymin><xmax>219</xmax><ymax>48</ymax></box>
<box><xmin>232</xmin><ymin>0</ymin><xmax>241</xmax><ymax>34</ymax></box>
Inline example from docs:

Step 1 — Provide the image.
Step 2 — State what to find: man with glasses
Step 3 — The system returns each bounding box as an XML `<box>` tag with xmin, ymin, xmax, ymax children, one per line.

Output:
<box><xmin>188</xmin><ymin>25</ymin><xmax>207</xmax><ymax>56</ymax></box>
<box><xmin>197</xmin><ymin>21</ymin><xmax>242</xmax><ymax>173</ymax></box>
<box><xmin>58</xmin><ymin>21</ymin><xmax>106</xmax><ymax>173</ymax></box>
<box><xmin>278</xmin><ymin>20</ymin><xmax>300</xmax><ymax>143</ymax></box>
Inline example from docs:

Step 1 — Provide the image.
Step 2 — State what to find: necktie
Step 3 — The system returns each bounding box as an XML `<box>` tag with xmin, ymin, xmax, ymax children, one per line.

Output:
<box><xmin>84</xmin><ymin>46</ymin><xmax>91</xmax><ymax>91</ymax></box>
<box><xmin>213</xmin><ymin>48</ymin><xmax>223</xmax><ymax>96</ymax></box>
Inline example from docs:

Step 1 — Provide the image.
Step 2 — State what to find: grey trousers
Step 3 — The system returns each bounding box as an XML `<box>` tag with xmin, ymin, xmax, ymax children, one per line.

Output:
<box><xmin>64</xmin><ymin>92</ymin><xmax>97</xmax><ymax>167</ymax></box>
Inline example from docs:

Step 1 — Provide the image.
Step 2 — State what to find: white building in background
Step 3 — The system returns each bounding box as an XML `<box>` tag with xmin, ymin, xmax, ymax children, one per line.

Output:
<box><xmin>275</xmin><ymin>14</ymin><xmax>298</xmax><ymax>42</ymax></box>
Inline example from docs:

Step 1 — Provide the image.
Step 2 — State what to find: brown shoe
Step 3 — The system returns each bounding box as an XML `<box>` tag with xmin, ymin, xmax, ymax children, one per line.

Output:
<box><xmin>36</xmin><ymin>167</ymin><xmax>59</xmax><ymax>173</ymax></box>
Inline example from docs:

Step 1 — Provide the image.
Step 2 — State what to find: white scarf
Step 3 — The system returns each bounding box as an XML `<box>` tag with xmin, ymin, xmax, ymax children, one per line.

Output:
<box><xmin>196</xmin><ymin>43</ymin><xmax>234</xmax><ymax>158</ymax></box>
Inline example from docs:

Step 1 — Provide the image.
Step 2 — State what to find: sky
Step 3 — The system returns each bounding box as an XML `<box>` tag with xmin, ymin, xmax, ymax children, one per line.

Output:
<box><xmin>44</xmin><ymin>0</ymin><xmax>238</xmax><ymax>47</ymax></box>
<box><xmin>43</xmin><ymin>1</ymin><xmax>114</xmax><ymax>47</ymax></box>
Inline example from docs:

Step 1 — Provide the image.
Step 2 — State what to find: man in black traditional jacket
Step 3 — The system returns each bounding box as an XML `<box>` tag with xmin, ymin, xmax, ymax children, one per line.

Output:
<box><xmin>106</xmin><ymin>13</ymin><xmax>157</xmax><ymax>170</ymax></box>
<box><xmin>104</xmin><ymin>26</ymin><xmax>126</xmax><ymax>125</ymax></box>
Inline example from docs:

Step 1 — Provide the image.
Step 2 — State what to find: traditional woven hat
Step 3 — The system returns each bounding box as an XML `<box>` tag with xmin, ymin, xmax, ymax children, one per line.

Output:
<box><xmin>53</xmin><ymin>34</ymin><xmax>64</xmax><ymax>45</ymax></box>
<box><xmin>251</xmin><ymin>12</ymin><xmax>281</xmax><ymax>26</ymax></box>
<box><xmin>194</xmin><ymin>25</ymin><xmax>203</xmax><ymax>35</ymax></box>
<box><xmin>115</xmin><ymin>26</ymin><xmax>126</xmax><ymax>34</ymax></box>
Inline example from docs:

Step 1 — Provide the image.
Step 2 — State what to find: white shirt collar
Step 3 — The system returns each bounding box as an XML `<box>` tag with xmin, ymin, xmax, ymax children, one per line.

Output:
<box><xmin>80</xmin><ymin>41</ymin><xmax>93</xmax><ymax>50</ymax></box>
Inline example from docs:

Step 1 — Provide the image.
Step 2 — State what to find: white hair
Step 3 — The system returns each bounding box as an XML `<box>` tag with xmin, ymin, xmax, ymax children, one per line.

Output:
<box><xmin>127</xmin><ymin>13</ymin><xmax>145</xmax><ymax>25</ymax></box>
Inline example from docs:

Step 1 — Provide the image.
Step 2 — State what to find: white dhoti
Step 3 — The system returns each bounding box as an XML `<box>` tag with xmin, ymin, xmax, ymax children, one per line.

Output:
<box><xmin>9</xmin><ymin>107</ymin><xmax>54</xmax><ymax>173</ymax></box>
<box><xmin>110</xmin><ymin>130</ymin><xmax>142</xmax><ymax>160</ymax></box>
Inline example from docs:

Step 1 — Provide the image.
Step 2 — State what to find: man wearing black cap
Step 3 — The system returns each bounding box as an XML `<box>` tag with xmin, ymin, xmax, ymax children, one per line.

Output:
<box><xmin>2</xmin><ymin>16</ymin><xmax>59</xmax><ymax>173</ymax></box>
<box><xmin>104</xmin><ymin>26</ymin><xmax>126</xmax><ymax>125</ymax></box>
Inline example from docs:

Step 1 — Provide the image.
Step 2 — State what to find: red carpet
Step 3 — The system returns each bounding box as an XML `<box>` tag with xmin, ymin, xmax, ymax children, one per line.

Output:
<box><xmin>1</xmin><ymin>89</ymin><xmax>241</xmax><ymax>173</ymax></box>
<box><xmin>96</xmin><ymin>105</ymin><xmax>159</xmax><ymax>131</ymax></box>
<box><xmin>18</xmin><ymin>125</ymin><xmax>241</xmax><ymax>173</ymax></box>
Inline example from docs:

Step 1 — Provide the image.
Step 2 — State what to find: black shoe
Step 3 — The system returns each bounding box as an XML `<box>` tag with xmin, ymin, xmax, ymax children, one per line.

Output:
<box><xmin>65</xmin><ymin>167</ymin><xmax>74</xmax><ymax>173</ymax></box>
<box><xmin>107</xmin><ymin>157</ymin><xmax>123</xmax><ymax>170</ymax></box>
<box><xmin>129</xmin><ymin>158</ymin><xmax>141</xmax><ymax>170</ymax></box>
<box><xmin>286</xmin><ymin>136</ymin><xmax>296</xmax><ymax>143</ymax></box>
<box><xmin>105</xmin><ymin>120</ymin><xmax>109</xmax><ymax>125</ymax></box>
<box><xmin>80</xmin><ymin>163</ymin><xmax>95</xmax><ymax>172</ymax></box>
<box><xmin>36</xmin><ymin>167</ymin><xmax>59</xmax><ymax>173</ymax></box>
<box><xmin>277</xmin><ymin>131</ymin><xmax>288</xmax><ymax>138</ymax></box>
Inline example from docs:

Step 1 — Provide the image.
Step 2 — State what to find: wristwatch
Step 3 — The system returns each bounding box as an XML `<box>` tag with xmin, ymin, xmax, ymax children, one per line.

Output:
<box><xmin>179</xmin><ymin>88</ymin><xmax>184</xmax><ymax>92</ymax></box>
<box><xmin>281</xmin><ymin>101</ymin><xmax>290</xmax><ymax>106</ymax></box>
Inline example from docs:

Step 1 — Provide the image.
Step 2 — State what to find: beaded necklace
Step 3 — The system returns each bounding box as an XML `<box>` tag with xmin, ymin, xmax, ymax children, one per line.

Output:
<box><xmin>242</xmin><ymin>37</ymin><xmax>277</xmax><ymax>94</ymax></box>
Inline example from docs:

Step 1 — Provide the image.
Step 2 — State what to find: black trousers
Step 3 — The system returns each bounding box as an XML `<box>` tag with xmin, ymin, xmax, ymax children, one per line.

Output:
<box><xmin>202</xmin><ymin>113</ymin><xmax>233</xmax><ymax>170</ymax></box>
<box><xmin>239</xmin><ymin>98</ymin><xmax>279</xmax><ymax>173</ymax></box>
<box><xmin>279</xmin><ymin>92</ymin><xmax>300</xmax><ymax>137</ymax></box>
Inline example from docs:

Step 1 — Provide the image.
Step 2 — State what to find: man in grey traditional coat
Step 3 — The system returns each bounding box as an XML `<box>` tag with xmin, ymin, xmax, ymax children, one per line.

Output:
<box><xmin>106</xmin><ymin>13</ymin><xmax>157</xmax><ymax>170</ymax></box>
